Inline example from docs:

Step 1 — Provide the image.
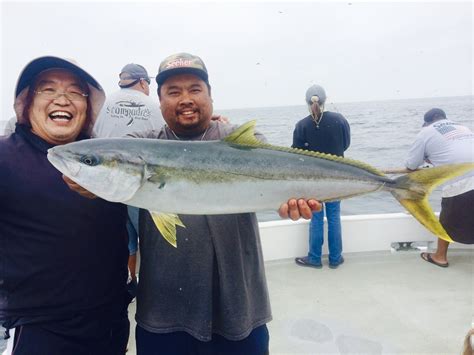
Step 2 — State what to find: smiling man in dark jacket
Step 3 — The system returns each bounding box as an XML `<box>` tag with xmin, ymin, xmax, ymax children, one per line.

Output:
<box><xmin>0</xmin><ymin>56</ymin><xmax>130</xmax><ymax>355</ymax></box>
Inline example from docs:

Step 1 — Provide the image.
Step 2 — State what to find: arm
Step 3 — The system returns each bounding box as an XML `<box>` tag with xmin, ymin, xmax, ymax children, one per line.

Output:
<box><xmin>211</xmin><ymin>114</ymin><xmax>229</xmax><ymax>124</ymax></box>
<box><xmin>292</xmin><ymin>123</ymin><xmax>305</xmax><ymax>149</ymax></box>
<box><xmin>63</xmin><ymin>176</ymin><xmax>97</xmax><ymax>199</ymax></box>
<box><xmin>405</xmin><ymin>133</ymin><xmax>427</xmax><ymax>170</ymax></box>
<box><xmin>342</xmin><ymin>116</ymin><xmax>351</xmax><ymax>151</ymax></box>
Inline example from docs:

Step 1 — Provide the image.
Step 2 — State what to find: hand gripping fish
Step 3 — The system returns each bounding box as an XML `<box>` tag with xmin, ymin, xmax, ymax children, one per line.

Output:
<box><xmin>47</xmin><ymin>121</ymin><xmax>473</xmax><ymax>247</ymax></box>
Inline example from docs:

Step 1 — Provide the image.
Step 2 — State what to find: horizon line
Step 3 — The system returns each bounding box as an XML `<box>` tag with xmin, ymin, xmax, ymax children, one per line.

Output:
<box><xmin>214</xmin><ymin>94</ymin><xmax>473</xmax><ymax>112</ymax></box>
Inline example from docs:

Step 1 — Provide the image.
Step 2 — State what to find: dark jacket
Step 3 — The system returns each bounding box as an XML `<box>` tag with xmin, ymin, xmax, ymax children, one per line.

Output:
<box><xmin>0</xmin><ymin>125</ymin><xmax>129</xmax><ymax>329</ymax></box>
<box><xmin>292</xmin><ymin>111</ymin><xmax>351</xmax><ymax>157</ymax></box>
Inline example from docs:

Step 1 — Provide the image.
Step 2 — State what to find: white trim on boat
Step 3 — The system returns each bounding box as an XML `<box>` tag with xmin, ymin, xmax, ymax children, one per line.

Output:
<box><xmin>259</xmin><ymin>212</ymin><xmax>472</xmax><ymax>261</ymax></box>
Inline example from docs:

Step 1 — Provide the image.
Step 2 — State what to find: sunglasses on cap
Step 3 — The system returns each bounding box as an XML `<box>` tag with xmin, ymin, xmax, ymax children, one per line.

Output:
<box><xmin>119</xmin><ymin>77</ymin><xmax>151</xmax><ymax>88</ymax></box>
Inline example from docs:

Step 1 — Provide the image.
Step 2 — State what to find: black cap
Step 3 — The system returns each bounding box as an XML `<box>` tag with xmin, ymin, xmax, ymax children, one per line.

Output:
<box><xmin>423</xmin><ymin>108</ymin><xmax>446</xmax><ymax>127</ymax></box>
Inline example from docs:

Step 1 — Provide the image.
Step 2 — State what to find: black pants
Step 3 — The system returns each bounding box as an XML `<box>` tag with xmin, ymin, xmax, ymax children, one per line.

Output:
<box><xmin>136</xmin><ymin>324</ymin><xmax>269</xmax><ymax>355</ymax></box>
<box><xmin>440</xmin><ymin>189</ymin><xmax>474</xmax><ymax>244</ymax></box>
<box><xmin>11</xmin><ymin>311</ymin><xmax>129</xmax><ymax>355</ymax></box>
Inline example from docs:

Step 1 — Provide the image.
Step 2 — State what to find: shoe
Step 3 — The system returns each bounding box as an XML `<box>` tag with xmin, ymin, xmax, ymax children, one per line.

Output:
<box><xmin>295</xmin><ymin>256</ymin><xmax>322</xmax><ymax>269</ymax></box>
<box><xmin>420</xmin><ymin>252</ymin><xmax>448</xmax><ymax>268</ymax></box>
<box><xmin>329</xmin><ymin>257</ymin><xmax>345</xmax><ymax>269</ymax></box>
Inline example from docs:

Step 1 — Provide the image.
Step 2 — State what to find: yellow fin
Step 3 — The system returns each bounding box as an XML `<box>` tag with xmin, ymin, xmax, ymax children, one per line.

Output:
<box><xmin>149</xmin><ymin>211</ymin><xmax>186</xmax><ymax>248</ymax></box>
<box><xmin>223</xmin><ymin>120</ymin><xmax>261</xmax><ymax>146</ymax></box>
<box><xmin>224</xmin><ymin>120</ymin><xmax>384</xmax><ymax>176</ymax></box>
<box><xmin>398</xmin><ymin>197</ymin><xmax>453</xmax><ymax>242</ymax></box>
<box><xmin>392</xmin><ymin>163</ymin><xmax>474</xmax><ymax>242</ymax></box>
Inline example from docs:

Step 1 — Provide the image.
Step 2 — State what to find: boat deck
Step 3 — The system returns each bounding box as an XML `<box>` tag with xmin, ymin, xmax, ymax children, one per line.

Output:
<box><xmin>2</xmin><ymin>249</ymin><xmax>472</xmax><ymax>354</ymax></box>
<box><xmin>126</xmin><ymin>248</ymin><xmax>473</xmax><ymax>355</ymax></box>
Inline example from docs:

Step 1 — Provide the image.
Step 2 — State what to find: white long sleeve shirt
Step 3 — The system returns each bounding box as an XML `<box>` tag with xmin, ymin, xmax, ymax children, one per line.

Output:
<box><xmin>406</xmin><ymin>119</ymin><xmax>474</xmax><ymax>197</ymax></box>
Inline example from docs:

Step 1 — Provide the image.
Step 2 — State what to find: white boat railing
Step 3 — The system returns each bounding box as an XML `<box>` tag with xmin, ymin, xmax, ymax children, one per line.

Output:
<box><xmin>259</xmin><ymin>212</ymin><xmax>472</xmax><ymax>261</ymax></box>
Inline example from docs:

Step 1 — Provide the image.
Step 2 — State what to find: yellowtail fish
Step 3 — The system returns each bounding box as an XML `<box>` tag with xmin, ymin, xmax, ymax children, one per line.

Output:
<box><xmin>47</xmin><ymin>121</ymin><xmax>473</xmax><ymax>247</ymax></box>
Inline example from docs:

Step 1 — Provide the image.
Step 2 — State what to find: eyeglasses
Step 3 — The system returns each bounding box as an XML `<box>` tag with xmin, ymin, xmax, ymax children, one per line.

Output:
<box><xmin>35</xmin><ymin>88</ymin><xmax>89</xmax><ymax>102</ymax></box>
<box><xmin>141</xmin><ymin>78</ymin><xmax>151</xmax><ymax>85</ymax></box>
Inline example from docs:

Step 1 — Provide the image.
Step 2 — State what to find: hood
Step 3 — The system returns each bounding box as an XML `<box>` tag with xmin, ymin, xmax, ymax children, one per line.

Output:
<box><xmin>13</xmin><ymin>56</ymin><xmax>106</xmax><ymax>136</ymax></box>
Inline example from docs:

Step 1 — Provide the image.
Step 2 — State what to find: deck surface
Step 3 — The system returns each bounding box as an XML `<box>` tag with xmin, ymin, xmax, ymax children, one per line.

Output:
<box><xmin>2</xmin><ymin>249</ymin><xmax>472</xmax><ymax>354</ymax></box>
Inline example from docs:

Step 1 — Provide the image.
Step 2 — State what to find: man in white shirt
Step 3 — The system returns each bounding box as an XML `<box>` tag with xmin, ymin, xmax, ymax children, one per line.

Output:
<box><xmin>406</xmin><ymin>108</ymin><xmax>474</xmax><ymax>267</ymax></box>
<box><xmin>93</xmin><ymin>63</ymin><xmax>164</xmax><ymax>137</ymax></box>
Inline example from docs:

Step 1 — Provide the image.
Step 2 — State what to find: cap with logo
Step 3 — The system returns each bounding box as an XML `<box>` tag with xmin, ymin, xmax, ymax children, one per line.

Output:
<box><xmin>156</xmin><ymin>53</ymin><xmax>209</xmax><ymax>86</ymax></box>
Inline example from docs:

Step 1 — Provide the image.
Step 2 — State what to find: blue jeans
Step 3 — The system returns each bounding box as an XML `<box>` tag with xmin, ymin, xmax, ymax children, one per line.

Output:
<box><xmin>127</xmin><ymin>206</ymin><xmax>139</xmax><ymax>255</ymax></box>
<box><xmin>308</xmin><ymin>201</ymin><xmax>343</xmax><ymax>264</ymax></box>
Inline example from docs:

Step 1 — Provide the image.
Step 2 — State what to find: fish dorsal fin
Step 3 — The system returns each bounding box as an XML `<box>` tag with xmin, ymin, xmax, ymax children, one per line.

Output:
<box><xmin>281</xmin><ymin>147</ymin><xmax>386</xmax><ymax>177</ymax></box>
<box><xmin>149</xmin><ymin>211</ymin><xmax>186</xmax><ymax>248</ymax></box>
<box><xmin>223</xmin><ymin>120</ymin><xmax>262</xmax><ymax>146</ymax></box>
<box><xmin>224</xmin><ymin>120</ymin><xmax>385</xmax><ymax>177</ymax></box>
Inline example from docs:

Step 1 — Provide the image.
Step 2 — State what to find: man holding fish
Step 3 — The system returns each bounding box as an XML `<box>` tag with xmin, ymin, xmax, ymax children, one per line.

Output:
<box><xmin>0</xmin><ymin>57</ymin><xmax>130</xmax><ymax>354</ymax></box>
<box><xmin>49</xmin><ymin>52</ymin><xmax>319</xmax><ymax>355</ymax></box>
<box><xmin>126</xmin><ymin>53</ymin><xmax>320</xmax><ymax>355</ymax></box>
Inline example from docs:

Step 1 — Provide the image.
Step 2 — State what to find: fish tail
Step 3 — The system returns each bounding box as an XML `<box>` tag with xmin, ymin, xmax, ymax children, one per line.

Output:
<box><xmin>390</xmin><ymin>163</ymin><xmax>474</xmax><ymax>242</ymax></box>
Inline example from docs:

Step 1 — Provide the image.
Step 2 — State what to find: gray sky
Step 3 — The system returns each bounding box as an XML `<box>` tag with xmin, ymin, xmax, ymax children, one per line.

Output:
<box><xmin>1</xmin><ymin>0</ymin><xmax>472</xmax><ymax>118</ymax></box>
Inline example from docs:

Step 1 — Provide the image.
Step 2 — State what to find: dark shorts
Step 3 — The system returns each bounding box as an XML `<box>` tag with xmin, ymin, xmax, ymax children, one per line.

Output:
<box><xmin>440</xmin><ymin>189</ymin><xmax>474</xmax><ymax>244</ymax></box>
<box><xmin>136</xmin><ymin>324</ymin><xmax>269</xmax><ymax>355</ymax></box>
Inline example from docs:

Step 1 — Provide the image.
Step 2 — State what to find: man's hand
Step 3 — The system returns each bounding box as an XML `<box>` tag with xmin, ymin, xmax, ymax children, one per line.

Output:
<box><xmin>278</xmin><ymin>199</ymin><xmax>322</xmax><ymax>221</ymax></box>
<box><xmin>62</xmin><ymin>175</ymin><xmax>97</xmax><ymax>199</ymax></box>
<box><xmin>211</xmin><ymin>114</ymin><xmax>230</xmax><ymax>124</ymax></box>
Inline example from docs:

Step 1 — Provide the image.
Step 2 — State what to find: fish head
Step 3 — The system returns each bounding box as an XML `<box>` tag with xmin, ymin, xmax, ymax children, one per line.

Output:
<box><xmin>47</xmin><ymin>139</ymin><xmax>145</xmax><ymax>203</ymax></box>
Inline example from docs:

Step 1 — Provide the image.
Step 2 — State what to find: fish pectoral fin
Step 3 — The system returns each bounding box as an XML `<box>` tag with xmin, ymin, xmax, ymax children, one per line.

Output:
<box><xmin>143</xmin><ymin>164</ymin><xmax>154</xmax><ymax>180</ymax></box>
<box><xmin>149</xmin><ymin>211</ymin><xmax>186</xmax><ymax>248</ymax></box>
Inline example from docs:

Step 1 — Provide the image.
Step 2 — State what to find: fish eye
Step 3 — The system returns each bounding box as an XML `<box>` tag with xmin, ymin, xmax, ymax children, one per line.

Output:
<box><xmin>80</xmin><ymin>155</ymin><xmax>99</xmax><ymax>166</ymax></box>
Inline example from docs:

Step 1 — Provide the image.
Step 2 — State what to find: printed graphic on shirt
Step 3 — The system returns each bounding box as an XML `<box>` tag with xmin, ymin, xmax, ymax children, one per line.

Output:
<box><xmin>106</xmin><ymin>100</ymin><xmax>152</xmax><ymax>126</ymax></box>
<box><xmin>434</xmin><ymin>121</ymin><xmax>473</xmax><ymax>141</ymax></box>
